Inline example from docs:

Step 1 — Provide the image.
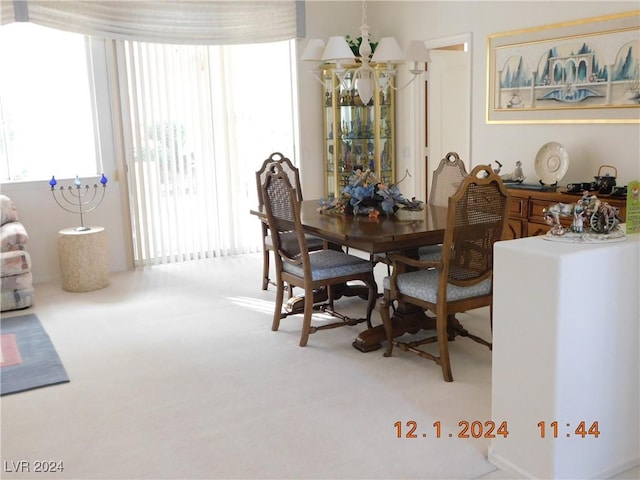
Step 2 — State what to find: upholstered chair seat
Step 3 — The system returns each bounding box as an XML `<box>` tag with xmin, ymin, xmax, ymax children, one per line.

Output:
<box><xmin>383</xmin><ymin>270</ymin><xmax>492</xmax><ymax>304</ymax></box>
<box><xmin>283</xmin><ymin>249</ymin><xmax>373</xmax><ymax>281</ymax></box>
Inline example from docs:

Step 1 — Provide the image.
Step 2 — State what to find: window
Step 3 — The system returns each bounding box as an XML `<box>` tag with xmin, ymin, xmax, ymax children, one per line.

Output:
<box><xmin>0</xmin><ymin>23</ymin><xmax>103</xmax><ymax>182</ymax></box>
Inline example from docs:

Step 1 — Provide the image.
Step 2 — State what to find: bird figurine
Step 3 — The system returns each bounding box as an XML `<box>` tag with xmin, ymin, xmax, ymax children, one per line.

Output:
<box><xmin>500</xmin><ymin>161</ymin><xmax>526</xmax><ymax>183</ymax></box>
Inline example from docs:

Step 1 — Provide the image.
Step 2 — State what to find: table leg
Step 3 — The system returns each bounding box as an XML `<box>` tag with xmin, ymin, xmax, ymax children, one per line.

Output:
<box><xmin>286</xmin><ymin>288</ymin><xmax>327</xmax><ymax>314</ymax></box>
<box><xmin>353</xmin><ymin>302</ymin><xmax>435</xmax><ymax>352</ymax></box>
<box><xmin>352</xmin><ymin>305</ymin><xmax>465</xmax><ymax>353</ymax></box>
<box><xmin>285</xmin><ymin>283</ymin><xmax>371</xmax><ymax>314</ymax></box>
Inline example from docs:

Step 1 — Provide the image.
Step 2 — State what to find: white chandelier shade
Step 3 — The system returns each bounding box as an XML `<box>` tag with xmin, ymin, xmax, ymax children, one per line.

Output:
<box><xmin>405</xmin><ymin>40</ymin><xmax>432</xmax><ymax>73</ymax></box>
<box><xmin>321</xmin><ymin>36</ymin><xmax>355</xmax><ymax>64</ymax></box>
<box><xmin>371</xmin><ymin>37</ymin><xmax>404</xmax><ymax>63</ymax></box>
<box><xmin>300</xmin><ymin>38</ymin><xmax>326</xmax><ymax>61</ymax></box>
<box><xmin>300</xmin><ymin>2</ymin><xmax>430</xmax><ymax>104</ymax></box>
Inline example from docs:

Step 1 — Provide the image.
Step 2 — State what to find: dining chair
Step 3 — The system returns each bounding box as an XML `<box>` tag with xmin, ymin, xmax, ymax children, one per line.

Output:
<box><xmin>256</xmin><ymin>152</ymin><xmax>324</xmax><ymax>292</ymax></box>
<box><xmin>418</xmin><ymin>152</ymin><xmax>469</xmax><ymax>261</ymax></box>
<box><xmin>378</xmin><ymin>164</ymin><xmax>510</xmax><ymax>381</ymax></box>
<box><xmin>261</xmin><ymin>162</ymin><xmax>378</xmax><ymax>347</ymax></box>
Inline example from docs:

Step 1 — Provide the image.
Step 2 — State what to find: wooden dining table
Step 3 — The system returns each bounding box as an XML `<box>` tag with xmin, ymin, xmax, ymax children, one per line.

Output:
<box><xmin>250</xmin><ymin>200</ymin><xmax>450</xmax><ymax>352</ymax></box>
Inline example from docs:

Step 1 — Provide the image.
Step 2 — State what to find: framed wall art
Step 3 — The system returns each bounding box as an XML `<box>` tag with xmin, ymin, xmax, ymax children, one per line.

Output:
<box><xmin>487</xmin><ymin>10</ymin><xmax>640</xmax><ymax>124</ymax></box>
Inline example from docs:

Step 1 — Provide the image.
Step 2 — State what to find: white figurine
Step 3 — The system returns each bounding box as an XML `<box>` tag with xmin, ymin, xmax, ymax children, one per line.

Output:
<box><xmin>500</xmin><ymin>161</ymin><xmax>525</xmax><ymax>183</ymax></box>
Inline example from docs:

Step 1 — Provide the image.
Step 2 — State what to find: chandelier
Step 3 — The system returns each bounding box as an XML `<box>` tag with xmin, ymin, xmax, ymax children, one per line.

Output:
<box><xmin>300</xmin><ymin>0</ymin><xmax>430</xmax><ymax>105</ymax></box>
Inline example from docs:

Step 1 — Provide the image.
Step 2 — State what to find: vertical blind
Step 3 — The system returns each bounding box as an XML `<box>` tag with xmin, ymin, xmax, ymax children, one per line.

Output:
<box><xmin>114</xmin><ymin>39</ymin><xmax>298</xmax><ymax>266</ymax></box>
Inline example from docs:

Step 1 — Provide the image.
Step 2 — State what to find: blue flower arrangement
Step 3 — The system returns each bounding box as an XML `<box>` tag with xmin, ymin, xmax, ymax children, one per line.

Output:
<box><xmin>320</xmin><ymin>169</ymin><xmax>423</xmax><ymax>217</ymax></box>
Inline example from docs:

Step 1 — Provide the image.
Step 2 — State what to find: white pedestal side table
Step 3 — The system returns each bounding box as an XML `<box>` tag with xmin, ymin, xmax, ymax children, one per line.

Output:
<box><xmin>57</xmin><ymin>226</ymin><xmax>109</xmax><ymax>292</ymax></box>
<box><xmin>489</xmin><ymin>234</ymin><xmax>639</xmax><ymax>479</ymax></box>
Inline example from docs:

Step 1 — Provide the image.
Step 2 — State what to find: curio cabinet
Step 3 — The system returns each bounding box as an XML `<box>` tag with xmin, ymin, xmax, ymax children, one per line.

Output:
<box><xmin>321</xmin><ymin>64</ymin><xmax>395</xmax><ymax>198</ymax></box>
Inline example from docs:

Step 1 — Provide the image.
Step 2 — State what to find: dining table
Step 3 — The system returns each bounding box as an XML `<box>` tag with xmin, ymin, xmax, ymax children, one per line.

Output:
<box><xmin>250</xmin><ymin>200</ymin><xmax>450</xmax><ymax>352</ymax></box>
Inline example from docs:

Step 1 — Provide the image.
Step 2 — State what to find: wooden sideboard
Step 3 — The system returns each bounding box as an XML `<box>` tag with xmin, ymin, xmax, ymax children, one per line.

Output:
<box><xmin>505</xmin><ymin>187</ymin><xmax>628</xmax><ymax>239</ymax></box>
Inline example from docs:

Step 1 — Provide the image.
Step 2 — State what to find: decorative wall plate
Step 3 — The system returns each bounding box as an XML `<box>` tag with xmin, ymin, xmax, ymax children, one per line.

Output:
<box><xmin>535</xmin><ymin>142</ymin><xmax>569</xmax><ymax>186</ymax></box>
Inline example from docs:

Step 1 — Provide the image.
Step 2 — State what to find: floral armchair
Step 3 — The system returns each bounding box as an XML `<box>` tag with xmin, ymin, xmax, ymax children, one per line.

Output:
<box><xmin>1</xmin><ymin>195</ymin><xmax>34</xmax><ymax>311</ymax></box>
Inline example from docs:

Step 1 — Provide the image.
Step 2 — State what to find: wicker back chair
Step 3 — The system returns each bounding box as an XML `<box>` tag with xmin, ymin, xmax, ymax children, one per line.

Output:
<box><xmin>379</xmin><ymin>164</ymin><xmax>510</xmax><ymax>381</ymax></box>
<box><xmin>261</xmin><ymin>163</ymin><xmax>378</xmax><ymax>347</ymax></box>
<box><xmin>419</xmin><ymin>152</ymin><xmax>469</xmax><ymax>261</ymax></box>
<box><xmin>255</xmin><ymin>152</ymin><xmax>324</xmax><ymax>291</ymax></box>
<box><xmin>429</xmin><ymin>152</ymin><xmax>468</xmax><ymax>207</ymax></box>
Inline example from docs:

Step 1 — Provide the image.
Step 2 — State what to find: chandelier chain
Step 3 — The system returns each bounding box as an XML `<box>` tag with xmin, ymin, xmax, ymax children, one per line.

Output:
<box><xmin>361</xmin><ymin>0</ymin><xmax>367</xmax><ymax>28</ymax></box>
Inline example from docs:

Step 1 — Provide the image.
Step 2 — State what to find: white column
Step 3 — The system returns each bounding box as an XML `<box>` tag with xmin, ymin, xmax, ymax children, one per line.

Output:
<box><xmin>489</xmin><ymin>235</ymin><xmax>639</xmax><ymax>479</ymax></box>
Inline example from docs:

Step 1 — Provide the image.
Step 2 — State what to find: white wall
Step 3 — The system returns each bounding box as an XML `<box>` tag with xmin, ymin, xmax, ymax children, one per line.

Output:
<box><xmin>298</xmin><ymin>1</ymin><xmax>640</xmax><ymax>200</ymax></box>
<box><xmin>3</xmin><ymin>1</ymin><xmax>639</xmax><ymax>285</ymax></box>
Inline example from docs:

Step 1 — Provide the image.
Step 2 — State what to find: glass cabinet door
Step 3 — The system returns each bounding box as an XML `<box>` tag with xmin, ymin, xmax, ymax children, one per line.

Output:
<box><xmin>322</xmin><ymin>65</ymin><xmax>395</xmax><ymax>198</ymax></box>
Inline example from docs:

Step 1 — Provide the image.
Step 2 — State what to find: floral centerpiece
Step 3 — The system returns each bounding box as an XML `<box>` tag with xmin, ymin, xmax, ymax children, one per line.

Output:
<box><xmin>319</xmin><ymin>169</ymin><xmax>423</xmax><ymax>218</ymax></box>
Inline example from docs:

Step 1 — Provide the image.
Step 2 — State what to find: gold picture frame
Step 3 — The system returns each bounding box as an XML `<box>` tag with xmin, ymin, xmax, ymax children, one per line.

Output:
<box><xmin>487</xmin><ymin>10</ymin><xmax>640</xmax><ymax>124</ymax></box>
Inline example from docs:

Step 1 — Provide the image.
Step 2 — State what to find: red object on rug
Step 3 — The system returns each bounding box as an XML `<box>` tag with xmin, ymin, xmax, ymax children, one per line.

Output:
<box><xmin>1</xmin><ymin>334</ymin><xmax>23</xmax><ymax>367</ymax></box>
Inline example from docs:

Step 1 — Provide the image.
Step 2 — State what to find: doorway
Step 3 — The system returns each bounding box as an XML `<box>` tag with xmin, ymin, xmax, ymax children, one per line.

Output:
<box><xmin>418</xmin><ymin>34</ymin><xmax>472</xmax><ymax>202</ymax></box>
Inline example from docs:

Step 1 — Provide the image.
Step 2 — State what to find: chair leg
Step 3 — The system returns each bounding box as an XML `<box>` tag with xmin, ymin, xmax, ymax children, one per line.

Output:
<box><xmin>262</xmin><ymin>249</ymin><xmax>270</xmax><ymax>290</ymax></box>
<box><xmin>327</xmin><ymin>285</ymin><xmax>335</xmax><ymax>311</ymax></box>
<box><xmin>264</xmin><ymin>250</ymin><xmax>294</xmax><ymax>296</ymax></box>
<box><xmin>437</xmin><ymin>306</ymin><xmax>453</xmax><ymax>382</ymax></box>
<box><xmin>378</xmin><ymin>296</ymin><xmax>395</xmax><ymax>357</ymax></box>
<box><xmin>299</xmin><ymin>288</ymin><xmax>315</xmax><ymax>347</ymax></box>
<box><xmin>365</xmin><ymin>279</ymin><xmax>376</xmax><ymax>329</ymax></box>
<box><xmin>271</xmin><ymin>277</ymin><xmax>285</xmax><ymax>332</ymax></box>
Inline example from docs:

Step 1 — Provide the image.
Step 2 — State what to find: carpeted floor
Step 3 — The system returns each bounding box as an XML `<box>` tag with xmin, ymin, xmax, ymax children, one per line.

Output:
<box><xmin>1</xmin><ymin>313</ymin><xmax>69</xmax><ymax>396</ymax></box>
<box><xmin>0</xmin><ymin>253</ymin><xmax>637</xmax><ymax>479</ymax></box>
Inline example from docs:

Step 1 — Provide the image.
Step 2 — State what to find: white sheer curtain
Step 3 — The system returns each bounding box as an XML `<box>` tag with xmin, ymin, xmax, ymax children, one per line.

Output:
<box><xmin>112</xmin><ymin>39</ymin><xmax>298</xmax><ymax>266</ymax></box>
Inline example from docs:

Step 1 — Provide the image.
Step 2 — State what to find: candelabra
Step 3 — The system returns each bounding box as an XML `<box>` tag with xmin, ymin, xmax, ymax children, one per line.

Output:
<box><xmin>49</xmin><ymin>174</ymin><xmax>108</xmax><ymax>231</ymax></box>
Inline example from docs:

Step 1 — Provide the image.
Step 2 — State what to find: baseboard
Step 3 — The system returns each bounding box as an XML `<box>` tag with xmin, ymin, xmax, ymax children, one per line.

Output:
<box><xmin>590</xmin><ymin>457</ymin><xmax>640</xmax><ymax>480</ymax></box>
<box><xmin>487</xmin><ymin>446</ymin><xmax>535</xmax><ymax>479</ymax></box>
<box><xmin>488</xmin><ymin>445</ymin><xmax>640</xmax><ymax>480</ymax></box>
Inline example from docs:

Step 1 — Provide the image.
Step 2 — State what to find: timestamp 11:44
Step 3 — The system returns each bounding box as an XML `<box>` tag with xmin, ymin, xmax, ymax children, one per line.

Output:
<box><xmin>538</xmin><ymin>421</ymin><xmax>600</xmax><ymax>438</ymax></box>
